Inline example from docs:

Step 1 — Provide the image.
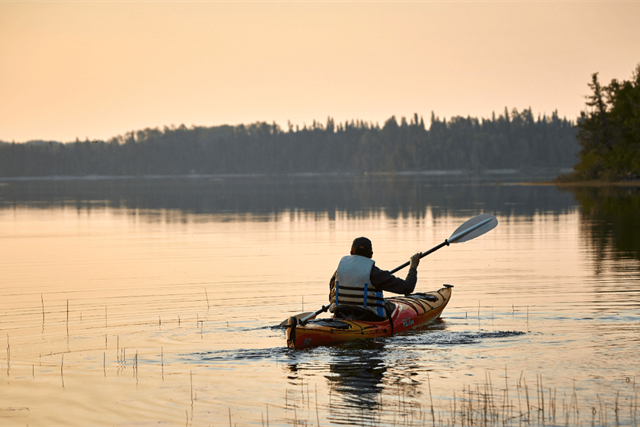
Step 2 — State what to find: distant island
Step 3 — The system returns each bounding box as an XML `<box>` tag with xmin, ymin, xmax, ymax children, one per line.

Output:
<box><xmin>0</xmin><ymin>108</ymin><xmax>577</xmax><ymax>178</ymax></box>
<box><xmin>556</xmin><ymin>63</ymin><xmax>640</xmax><ymax>184</ymax></box>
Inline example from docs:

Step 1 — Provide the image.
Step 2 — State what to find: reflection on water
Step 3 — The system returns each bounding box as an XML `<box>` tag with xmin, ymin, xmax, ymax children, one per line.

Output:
<box><xmin>325</xmin><ymin>347</ymin><xmax>388</xmax><ymax>424</ymax></box>
<box><xmin>569</xmin><ymin>186</ymin><xmax>640</xmax><ymax>263</ymax></box>
<box><xmin>0</xmin><ymin>173</ymin><xmax>576</xmax><ymax>221</ymax></box>
<box><xmin>327</xmin><ymin>351</ymin><xmax>386</xmax><ymax>398</ymax></box>
<box><xmin>1</xmin><ymin>174</ymin><xmax>639</xmax><ymax>426</ymax></box>
<box><xmin>286</xmin><ymin>344</ymin><xmax>430</xmax><ymax>426</ymax></box>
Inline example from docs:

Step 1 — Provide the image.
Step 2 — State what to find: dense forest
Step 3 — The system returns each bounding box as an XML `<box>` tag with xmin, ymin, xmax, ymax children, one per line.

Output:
<box><xmin>0</xmin><ymin>108</ymin><xmax>577</xmax><ymax>177</ymax></box>
<box><xmin>560</xmin><ymin>64</ymin><xmax>640</xmax><ymax>181</ymax></box>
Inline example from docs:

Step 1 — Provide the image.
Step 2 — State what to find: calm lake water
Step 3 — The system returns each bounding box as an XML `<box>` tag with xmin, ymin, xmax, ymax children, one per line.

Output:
<box><xmin>1</xmin><ymin>172</ymin><xmax>639</xmax><ymax>427</ymax></box>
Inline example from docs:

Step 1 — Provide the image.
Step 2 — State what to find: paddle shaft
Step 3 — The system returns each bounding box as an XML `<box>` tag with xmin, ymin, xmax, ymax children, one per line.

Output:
<box><xmin>389</xmin><ymin>217</ymin><xmax>493</xmax><ymax>274</ymax></box>
<box><xmin>389</xmin><ymin>240</ymin><xmax>448</xmax><ymax>274</ymax></box>
<box><xmin>299</xmin><ymin>305</ymin><xmax>330</xmax><ymax>325</ymax></box>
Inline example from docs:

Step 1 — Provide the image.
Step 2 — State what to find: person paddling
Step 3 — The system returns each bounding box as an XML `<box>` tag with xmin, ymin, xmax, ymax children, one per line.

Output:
<box><xmin>329</xmin><ymin>237</ymin><xmax>421</xmax><ymax>321</ymax></box>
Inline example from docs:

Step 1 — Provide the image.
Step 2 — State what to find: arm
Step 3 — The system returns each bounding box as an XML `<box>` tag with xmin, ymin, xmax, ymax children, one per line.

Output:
<box><xmin>370</xmin><ymin>253</ymin><xmax>421</xmax><ymax>295</ymax></box>
<box><xmin>329</xmin><ymin>270</ymin><xmax>337</xmax><ymax>302</ymax></box>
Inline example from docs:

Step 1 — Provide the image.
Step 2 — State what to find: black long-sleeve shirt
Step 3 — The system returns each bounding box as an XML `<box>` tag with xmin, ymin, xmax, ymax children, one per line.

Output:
<box><xmin>329</xmin><ymin>263</ymin><xmax>417</xmax><ymax>297</ymax></box>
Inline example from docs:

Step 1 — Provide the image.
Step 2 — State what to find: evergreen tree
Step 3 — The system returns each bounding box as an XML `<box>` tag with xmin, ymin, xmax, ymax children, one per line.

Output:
<box><xmin>568</xmin><ymin>64</ymin><xmax>640</xmax><ymax>180</ymax></box>
<box><xmin>0</xmin><ymin>109</ymin><xmax>578</xmax><ymax>177</ymax></box>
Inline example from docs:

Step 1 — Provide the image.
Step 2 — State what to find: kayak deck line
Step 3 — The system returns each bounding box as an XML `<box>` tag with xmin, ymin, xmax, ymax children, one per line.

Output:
<box><xmin>286</xmin><ymin>284</ymin><xmax>453</xmax><ymax>349</ymax></box>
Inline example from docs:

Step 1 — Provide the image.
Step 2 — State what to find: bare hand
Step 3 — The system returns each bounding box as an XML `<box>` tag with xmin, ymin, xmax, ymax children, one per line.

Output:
<box><xmin>410</xmin><ymin>253</ymin><xmax>421</xmax><ymax>269</ymax></box>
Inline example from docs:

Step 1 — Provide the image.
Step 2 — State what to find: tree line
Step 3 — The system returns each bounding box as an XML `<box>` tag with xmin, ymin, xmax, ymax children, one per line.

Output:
<box><xmin>0</xmin><ymin>108</ymin><xmax>577</xmax><ymax>177</ymax></box>
<box><xmin>560</xmin><ymin>63</ymin><xmax>640</xmax><ymax>181</ymax></box>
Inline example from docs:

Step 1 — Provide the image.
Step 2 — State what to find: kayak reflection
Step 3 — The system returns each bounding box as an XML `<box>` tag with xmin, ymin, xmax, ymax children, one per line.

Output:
<box><xmin>323</xmin><ymin>346</ymin><xmax>421</xmax><ymax>425</ymax></box>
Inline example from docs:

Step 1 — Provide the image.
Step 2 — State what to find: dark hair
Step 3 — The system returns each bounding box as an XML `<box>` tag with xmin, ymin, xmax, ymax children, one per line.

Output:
<box><xmin>351</xmin><ymin>237</ymin><xmax>373</xmax><ymax>257</ymax></box>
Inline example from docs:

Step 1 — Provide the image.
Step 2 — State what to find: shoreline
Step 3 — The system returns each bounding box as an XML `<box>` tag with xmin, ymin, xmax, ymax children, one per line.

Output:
<box><xmin>516</xmin><ymin>180</ymin><xmax>640</xmax><ymax>187</ymax></box>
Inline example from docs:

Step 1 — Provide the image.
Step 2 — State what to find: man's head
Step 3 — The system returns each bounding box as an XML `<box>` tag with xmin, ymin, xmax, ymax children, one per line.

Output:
<box><xmin>350</xmin><ymin>237</ymin><xmax>373</xmax><ymax>258</ymax></box>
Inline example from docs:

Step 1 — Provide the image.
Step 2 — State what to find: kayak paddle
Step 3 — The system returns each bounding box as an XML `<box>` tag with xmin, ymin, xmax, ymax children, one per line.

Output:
<box><xmin>286</xmin><ymin>213</ymin><xmax>498</xmax><ymax>326</ymax></box>
<box><xmin>389</xmin><ymin>213</ymin><xmax>497</xmax><ymax>274</ymax></box>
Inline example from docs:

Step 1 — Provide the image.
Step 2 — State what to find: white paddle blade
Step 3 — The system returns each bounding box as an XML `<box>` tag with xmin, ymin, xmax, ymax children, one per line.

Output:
<box><xmin>448</xmin><ymin>213</ymin><xmax>498</xmax><ymax>243</ymax></box>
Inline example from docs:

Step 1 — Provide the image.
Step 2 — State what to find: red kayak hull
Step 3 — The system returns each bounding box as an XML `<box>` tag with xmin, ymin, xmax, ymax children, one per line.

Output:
<box><xmin>286</xmin><ymin>285</ymin><xmax>453</xmax><ymax>349</ymax></box>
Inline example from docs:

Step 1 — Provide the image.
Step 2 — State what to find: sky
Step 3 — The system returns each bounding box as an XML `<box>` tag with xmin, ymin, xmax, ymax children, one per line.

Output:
<box><xmin>1</xmin><ymin>1</ymin><xmax>640</xmax><ymax>143</ymax></box>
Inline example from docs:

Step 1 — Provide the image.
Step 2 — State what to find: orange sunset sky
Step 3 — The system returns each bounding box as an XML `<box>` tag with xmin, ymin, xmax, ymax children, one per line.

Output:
<box><xmin>1</xmin><ymin>1</ymin><xmax>639</xmax><ymax>143</ymax></box>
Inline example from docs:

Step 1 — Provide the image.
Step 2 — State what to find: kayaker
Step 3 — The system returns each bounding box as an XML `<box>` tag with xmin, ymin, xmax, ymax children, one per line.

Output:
<box><xmin>329</xmin><ymin>237</ymin><xmax>421</xmax><ymax>321</ymax></box>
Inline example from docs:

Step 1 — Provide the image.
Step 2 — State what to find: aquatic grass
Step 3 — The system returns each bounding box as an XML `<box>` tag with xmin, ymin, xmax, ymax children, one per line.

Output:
<box><xmin>2</xmin><ymin>294</ymin><xmax>638</xmax><ymax>426</ymax></box>
<box><xmin>152</xmin><ymin>370</ymin><xmax>640</xmax><ymax>427</ymax></box>
<box><xmin>427</xmin><ymin>372</ymin><xmax>435</xmax><ymax>426</ymax></box>
<box><xmin>6</xmin><ymin>334</ymin><xmax>9</xmax><ymax>376</ymax></box>
<box><xmin>244</xmin><ymin>370</ymin><xmax>640</xmax><ymax>427</ymax></box>
<box><xmin>315</xmin><ymin>385</ymin><xmax>320</xmax><ymax>427</ymax></box>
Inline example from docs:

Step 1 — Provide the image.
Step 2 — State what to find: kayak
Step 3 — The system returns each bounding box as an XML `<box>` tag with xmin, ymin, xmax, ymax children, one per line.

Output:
<box><xmin>285</xmin><ymin>285</ymin><xmax>453</xmax><ymax>349</ymax></box>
